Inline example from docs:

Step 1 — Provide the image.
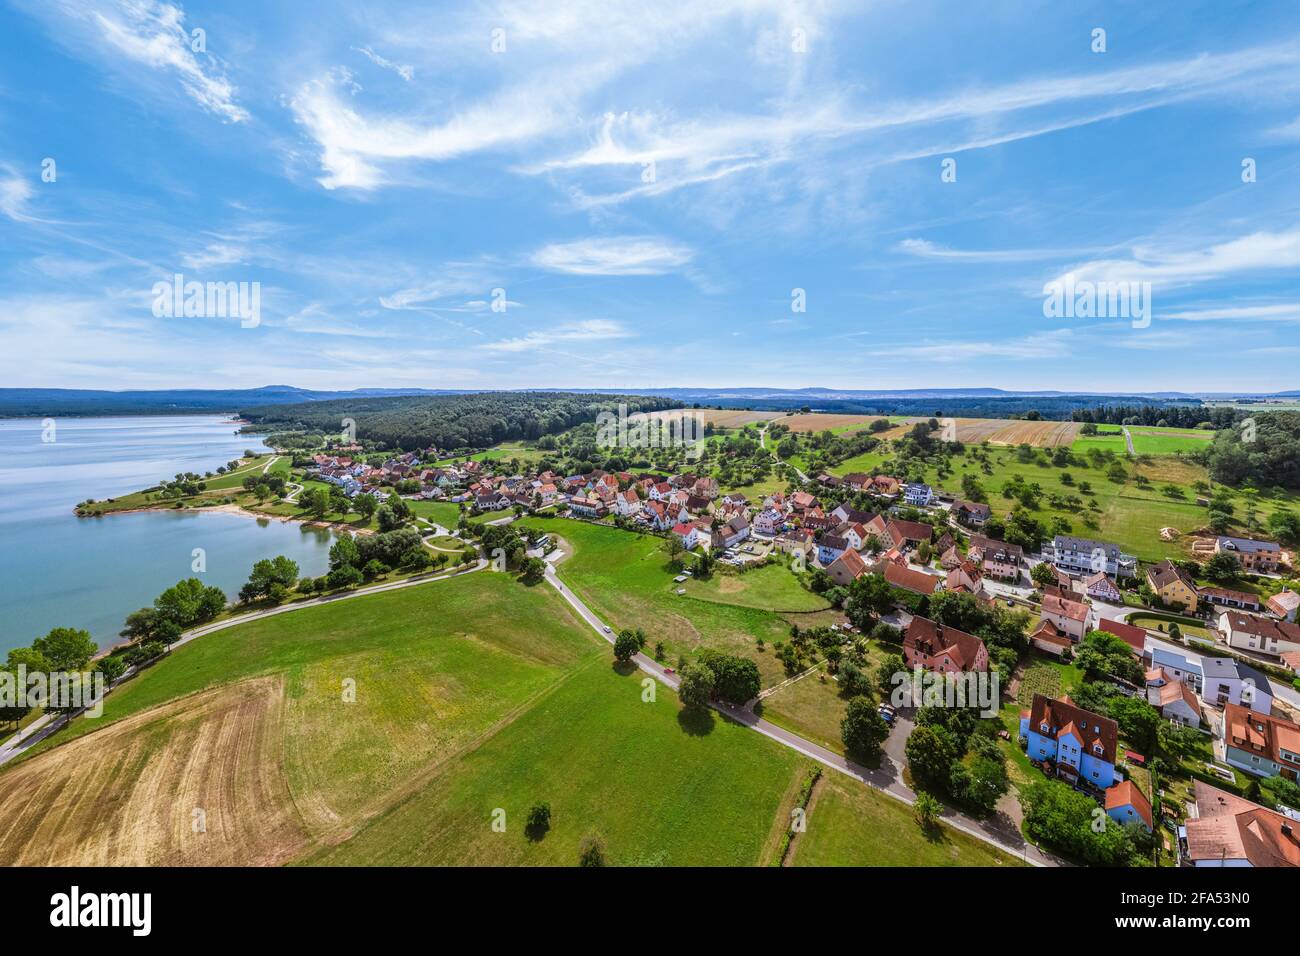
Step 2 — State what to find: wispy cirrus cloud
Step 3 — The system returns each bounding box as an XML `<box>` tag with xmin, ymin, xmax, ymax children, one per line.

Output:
<box><xmin>481</xmin><ymin>319</ymin><xmax>632</xmax><ymax>352</ymax></box>
<box><xmin>353</xmin><ymin>46</ymin><xmax>414</xmax><ymax>81</ymax></box>
<box><xmin>1048</xmin><ymin>227</ymin><xmax>1300</xmax><ymax>290</ymax></box>
<box><xmin>530</xmin><ymin>237</ymin><xmax>693</xmax><ymax>275</ymax></box>
<box><xmin>24</xmin><ymin>0</ymin><xmax>250</xmax><ymax>122</ymax></box>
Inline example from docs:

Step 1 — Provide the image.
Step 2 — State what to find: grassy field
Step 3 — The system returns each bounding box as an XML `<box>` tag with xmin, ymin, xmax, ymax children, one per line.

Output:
<box><xmin>787</xmin><ymin>772</ymin><xmax>1023</xmax><ymax>866</ymax></box>
<box><xmin>758</xmin><ymin>662</ymin><xmax>854</xmax><ymax>755</ymax></box>
<box><xmin>307</xmin><ymin>660</ymin><xmax>808</xmax><ymax>866</ymax></box>
<box><xmin>515</xmin><ymin>517</ymin><xmax>831</xmax><ymax>686</ymax></box>
<box><xmin>830</xmin><ymin>441</ymin><xmax>1299</xmax><ymax>563</ymax></box>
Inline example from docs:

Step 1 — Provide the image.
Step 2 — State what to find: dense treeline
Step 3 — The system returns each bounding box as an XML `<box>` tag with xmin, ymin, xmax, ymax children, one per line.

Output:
<box><xmin>1069</xmin><ymin>404</ymin><xmax>1236</xmax><ymax>428</ymax></box>
<box><xmin>697</xmin><ymin>395</ymin><xmax>1210</xmax><ymax>421</ymax></box>
<box><xmin>1204</xmin><ymin>410</ymin><xmax>1300</xmax><ymax>488</ymax></box>
<box><xmin>240</xmin><ymin>392</ymin><xmax>678</xmax><ymax>452</ymax></box>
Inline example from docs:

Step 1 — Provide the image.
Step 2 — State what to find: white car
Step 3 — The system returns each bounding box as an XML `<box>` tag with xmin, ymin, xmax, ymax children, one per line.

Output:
<box><xmin>602</xmin><ymin>625</ymin><xmax>612</xmax><ymax>634</ymax></box>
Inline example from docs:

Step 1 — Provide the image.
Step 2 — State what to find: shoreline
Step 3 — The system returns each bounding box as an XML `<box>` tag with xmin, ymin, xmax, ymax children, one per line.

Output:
<box><xmin>82</xmin><ymin>498</ymin><xmax>373</xmax><ymax>536</ymax></box>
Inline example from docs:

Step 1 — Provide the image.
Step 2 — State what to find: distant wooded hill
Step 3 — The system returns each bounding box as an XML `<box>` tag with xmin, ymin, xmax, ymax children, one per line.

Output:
<box><xmin>239</xmin><ymin>391</ymin><xmax>679</xmax><ymax>451</ymax></box>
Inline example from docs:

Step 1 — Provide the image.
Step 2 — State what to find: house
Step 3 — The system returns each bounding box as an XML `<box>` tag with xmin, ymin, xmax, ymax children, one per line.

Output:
<box><xmin>951</xmin><ymin>499</ymin><xmax>991</xmax><ymax>527</ymax></box>
<box><xmin>882</xmin><ymin>518</ymin><xmax>933</xmax><ymax>552</ymax></box>
<box><xmin>826</xmin><ymin>548</ymin><xmax>869</xmax><ymax>587</ymax></box>
<box><xmin>869</xmin><ymin>475</ymin><xmax>900</xmax><ymax>497</ymax></box>
<box><xmin>773</xmin><ymin>529</ymin><xmax>815</xmax><ymax>558</ymax></box>
<box><xmin>475</xmin><ymin>491</ymin><xmax>510</xmax><ymax>511</ymax></box>
<box><xmin>1220</xmin><ymin>610</ymin><xmax>1300</xmax><ymax>661</ymax></box>
<box><xmin>1040</xmin><ymin>592</ymin><xmax>1091</xmax><ymax>642</ymax></box>
<box><xmin>1199</xmin><ymin>586</ymin><xmax>1262</xmax><ymax>613</ymax></box>
<box><xmin>648</xmin><ymin>481</ymin><xmax>674</xmax><ymax>501</ymax></box>
<box><xmin>1201</xmin><ymin>657</ymin><xmax>1274</xmax><ymax>714</ymax></box>
<box><xmin>1221</xmin><ymin>703</ymin><xmax>1300</xmax><ymax>781</ymax></box>
<box><xmin>1267</xmin><ymin>589</ymin><xmax>1300</xmax><ymax>622</ymax></box>
<box><xmin>710</xmin><ymin>514</ymin><xmax>751</xmax><ymax>550</ymax></box>
<box><xmin>903</xmin><ymin>616</ymin><xmax>989</xmax><ymax>674</ymax></box>
<box><xmin>1183</xmin><ymin>780</ymin><xmax>1300</xmax><ymax>867</ymax></box>
<box><xmin>902</xmin><ymin>482</ymin><xmax>934</xmax><ymax>507</ymax></box>
<box><xmin>817</xmin><ymin>535</ymin><xmax>850</xmax><ymax>566</ymax></box>
<box><xmin>940</xmin><ymin>545</ymin><xmax>963</xmax><ymax>570</ymax></box>
<box><xmin>1029</xmin><ymin>619</ymin><xmax>1073</xmax><ymax>657</ymax></box>
<box><xmin>875</xmin><ymin>561</ymin><xmax>942</xmax><ymax>596</ymax></box>
<box><xmin>1048</xmin><ymin>534</ymin><xmax>1137</xmax><ymax>579</ymax></box>
<box><xmin>753</xmin><ymin>508</ymin><xmax>786</xmax><ymax>536</ymax></box>
<box><xmin>830</xmin><ymin>504</ymin><xmax>876</xmax><ymax>526</ymax></box>
<box><xmin>1019</xmin><ymin>694</ymin><xmax>1118</xmax><ymax>790</ymax></box>
<box><xmin>789</xmin><ymin>490</ymin><xmax>818</xmax><ymax>512</ymax></box>
<box><xmin>1146</xmin><ymin>667</ymin><xmax>1201</xmax><ymax>726</ymax></box>
<box><xmin>1146</xmin><ymin>559</ymin><xmax>1199</xmax><ymax>613</ymax></box>
<box><xmin>671</xmin><ymin>522</ymin><xmax>706</xmax><ymax>551</ymax></box>
<box><xmin>967</xmin><ymin>535</ymin><xmax>1023</xmax><ymax>581</ymax></box>
<box><xmin>838</xmin><ymin>522</ymin><xmax>869</xmax><ymax>553</ymax></box>
<box><xmin>945</xmin><ymin>561</ymin><xmax>985</xmax><ymax>598</ymax></box>
<box><xmin>1096</xmin><ymin>618</ymin><xmax>1147</xmax><ymax>657</ymax></box>
<box><xmin>841</xmin><ymin>472</ymin><xmax>871</xmax><ymax>491</ymax></box>
<box><xmin>1105</xmin><ymin>780</ymin><xmax>1153</xmax><ymax>832</ymax></box>
<box><xmin>1149</xmin><ymin>648</ymin><xmax>1203</xmax><ymax>693</ymax></box>
<box><xmin>1216</xmin><ymin>535</ymin><xmax>1283</xmax><ymax>574</ymax></box>
<box><xmin>1083</xmin><ymin>571</ymin><xmax>1122</xmax><ymax>603</ymax></box>
<box><xmin>614</xmin><ymin>489</ymin><xmax>642</xmax><ymax>517</ymax></box>
<box><xmin>568</xmin><ymin>496</ymin><xmax>607</xmax><ymax>518</ymax></box>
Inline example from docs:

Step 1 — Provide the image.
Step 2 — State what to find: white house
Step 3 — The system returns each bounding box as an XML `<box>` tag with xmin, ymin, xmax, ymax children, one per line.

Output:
<box><xmin>903</xmin><ymin>483</ymin><xmax>934</xmax><ymax>507</ymax></box>
<box><xmin>753</xmin><ymin>508</ymin><xmax>786</xmax><ymax>536</ymax></box>
<box><xmin>1201</xmin><ymin>657</ymin><xmax>1275</xmax><ymax>714</ymax></box>
<box><xmin>1220</xmin><ymin>610</ymin><xmax>1300</xmax><ymax>661</ymax></box>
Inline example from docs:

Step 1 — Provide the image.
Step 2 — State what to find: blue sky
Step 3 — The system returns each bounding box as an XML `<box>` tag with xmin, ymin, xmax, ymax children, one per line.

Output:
<box><xmin>2</xmin><ymin>0</ymin><xmax>1299</xmax><ymax>393</ymax></box>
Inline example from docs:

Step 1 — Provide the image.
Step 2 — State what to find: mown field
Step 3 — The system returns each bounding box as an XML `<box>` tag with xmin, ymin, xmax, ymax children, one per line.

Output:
<box><xmin>306</xmin><ymin>660</ymin><xmax>808</xmax><ymax>866</ymax></box>
<box><xmin>787</xmin><ymin>772</ymin><xmax>1024</xmax><ymax>866</ymax></box>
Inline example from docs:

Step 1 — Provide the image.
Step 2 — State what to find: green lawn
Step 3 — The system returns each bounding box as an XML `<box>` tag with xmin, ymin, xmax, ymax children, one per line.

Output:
<box><xmin>681</xmin><ymin>561</ymin><xmax>830</xmax><ymax>613</ymax></box>
<box><xmin>758</xmin><ymin>662</ymin><xmax>855</xmax><ymax>756</ymax></box>
<box><xmin>788</xmin><ymin>771</ymin><xmax>1023</xmax><ymax>866</ymax></box>
<box><xmin>15</xmin><ymin>573</ymin><xmax>596</xmax><ymax>764</ymax></box>
<box><xmin>515</xmin><ymin>517</ymin><xmax>828</xmax><ymax>686</ymax></box>
<box><xmin>307</xmin><ymin>660</ymin><xmax>808</xmax><ymax>866</ymax></box>
<box><xmin>407</xmin><ymin>499</ymin><xmax>466</xmax><ymax>528</ymax></box>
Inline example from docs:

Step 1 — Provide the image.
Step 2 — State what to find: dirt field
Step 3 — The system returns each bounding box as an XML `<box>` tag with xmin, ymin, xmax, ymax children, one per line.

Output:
<box><xmin>875</xmin><ymin>417</ymin><xmax>1080</xmax><ymax>447</ymax></box>
<box><xmin>0</xmin><ymin>678</ymin><xmax>309</xmax><ymax>866</ymax></box>
<box><xmin>777</xmin><ymin>413</ymin><xmax>887</xmax><ymax>433</ymax></box>
<box><xmin>632</xmin><ymin>408</ymin><xmax>784</xmax><ymax>429</ymax></box>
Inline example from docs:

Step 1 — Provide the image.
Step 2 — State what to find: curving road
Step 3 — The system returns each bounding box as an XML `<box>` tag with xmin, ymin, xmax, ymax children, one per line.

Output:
<box><xmin>542</xmin><ymin>558</ymin><xmax>1057</xmax><ymax>866</ymax></box>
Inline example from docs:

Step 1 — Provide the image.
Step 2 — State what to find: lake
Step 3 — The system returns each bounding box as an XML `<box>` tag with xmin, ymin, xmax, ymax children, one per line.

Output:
<box><xmin>0</xmin><ymin>416</ymin><xmax>336</xmax><ymax>655</ymax></box>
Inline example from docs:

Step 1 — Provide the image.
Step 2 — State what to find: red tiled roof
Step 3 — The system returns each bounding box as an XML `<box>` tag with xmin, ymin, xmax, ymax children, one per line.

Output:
<box><xmin>1026</xmin><ymin>693</ymin><xmax>1118</xmax><ymax>764</ymax></box>
<box><xmin>1105</xmin><ymin>780</ymin><xmax>1153</xmax><ymax>829</ymax></box>
<box><xmin>1097</xmin><ymin>618</ymin><xmax>1146</xmax><ymax>655</ymax></box>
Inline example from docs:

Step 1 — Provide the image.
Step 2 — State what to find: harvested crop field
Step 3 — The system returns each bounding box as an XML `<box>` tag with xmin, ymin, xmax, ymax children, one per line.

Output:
<box><xmin>631</xmin><ymin>408</ymin><xmax>783</xmax><ymax>429</ymax></box>
<box><xmin>778</xmin><ymin>413</ymin><xmax>888</xmax><ymax>433</ymax></box>
<box><xmin>877</xmin><ymin>417</ymin><xmax>1080</xmax><ymax>447</ymax></box>
<box><xmin>0</xmin><ymin>678</ymin><xmax>309</xmax><ymax>866</ymax></box>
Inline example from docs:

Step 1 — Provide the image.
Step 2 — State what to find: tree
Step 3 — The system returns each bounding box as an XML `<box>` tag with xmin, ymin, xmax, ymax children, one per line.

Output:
<box><xmin>239</xmin><ymin>555</ymin><xmax>300</xmax><ymax>603</ymax></box>
<box><xmin>699</xmin><ymin>652</ymin><xmax>761</xmax><ymax>705</ymax></box>
<box><xmin>875</xmin><ymin>652</ymin><xmax>906</xmax><ymax>696</ymax></box>
<box><xmin>1075</xmin><ymin>630</ymin><xmax>1143</xmax><ymax>684</ymax></box>
<box><xmin>303</xmin><ymin>487</ymin><xmax>331</xmax><ymax>519</ymax></box>
<box><xmin>329</xmin><ymin>534</ymin><xmax>361</xmax><ymax>570</ymax></box>
<box><xmin>32</xmin><ymin>627</ymin><xmax>98</xmax><ymax>672</ymax></box>
<box><xmin>905</xmin><ymin>725</ymin><xmax>956</xmax><ymax>790</ymax></box>
<box><xmin>613</xmin><ymin>630</ymin><xmax>640</xmax><ymax>663</ymax></box>
<box><xmin>841</xmin><ymin>696</ymin><xmax>890</xmax><ymax>760</ymax></box>
<box><xmin>520</xmin><ymin>557</ymin><xmax>547</xmax><ymax>584</ymax></box>
<box><xmin>913</xmin><ymin>791</ymin><xmax>942</xmax><ymax>831</ymax></box>
<box><xmin>353</xmin><ymin>493</ymin><xmax>377</xmax><ymax>522</ymax></box>
<box><xmin>838</xmin><ymin>659</ymin><xmax>872</xmax><ymax>698</ymax></box>
<box><xmin>578</xmin><ymin>834</ymin><xmax>606</xmax><ymax>867</ymax></box>
<box><xmin>526</xmin><ymin>802</ymin><xmax>551</xmax><ymax>835</ymax></box>
<box><xmin>1204</xmin><ymin>551</ymin><xmax>1241</xmax><ymax>584</ymax></box>
<box><xmin>154</xmin><ymin>578</ymin><xmax>226</xmax><ymax>627</ymax></box>
<box><xmin>96</xmin><ymin>655</ymin><xmax>128</xmax><ymax>684</ymax></box>
<box><xmin>678</xmin><ymin>662</ymin><xmax>715</xmax><ymax>709</ymax></box>
<box><xmin>1030</xmin><ymin>561</ymin><xmax>1057</xmax><ymax>589</ymax></box>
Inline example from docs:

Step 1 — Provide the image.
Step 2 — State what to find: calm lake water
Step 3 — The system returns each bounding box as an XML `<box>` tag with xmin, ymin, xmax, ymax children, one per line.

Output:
<box><xmin>0</xmin><ymin>416</ymin><xmax>335</xmax><ymax>654</ymax></box>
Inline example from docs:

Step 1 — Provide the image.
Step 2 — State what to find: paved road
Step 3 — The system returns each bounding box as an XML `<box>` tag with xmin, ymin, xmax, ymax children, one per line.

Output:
<box><xmin>542</xmin><ymin>559</ymin><xmax>1057</xmax><ymax>866</ymax></box>
<box><xmin>0</xmin><ymin>559</ymin><xmax>488</xmax><ymax>767</ymax></box>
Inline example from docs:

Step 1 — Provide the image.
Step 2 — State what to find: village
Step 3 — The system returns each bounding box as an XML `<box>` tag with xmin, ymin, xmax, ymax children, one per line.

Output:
<box><xmin>305</xmin><ymin>436</ymin><xmax>1300</xmax><ymax>868</ymax></box>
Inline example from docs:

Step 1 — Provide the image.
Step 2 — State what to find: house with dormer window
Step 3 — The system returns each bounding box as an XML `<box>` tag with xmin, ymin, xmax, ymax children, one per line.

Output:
<box><xmin>1019</xmin><ymin>694</ymin><xmax>1118</xmax><ymax>791</ymax></box>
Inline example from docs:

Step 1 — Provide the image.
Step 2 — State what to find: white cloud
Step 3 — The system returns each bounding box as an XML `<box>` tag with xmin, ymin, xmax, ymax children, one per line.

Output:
<box><xmin>896</xmin><ymin>238</ymin><xmax>1091</xmax><ymax>263</ymax></box>
<box><xmin>481</xmin><ymin>319</ymin><xmax>632</xmax><ymax>352</ymax></box>
<box><xmin>1162</xmin><ymin>303</ymin><xmax>1300</xmax><ymax>322</ymax></box>
<box><xmin>70</xmin><ymin>0</ymin><xmax>249</xmax><ymax>122</ymax></box>
<box><xmin>1048</xmin><ymin>228</ymin><xmax>1300</xmax><ymax>290</ymax></box>
<box><xmin>0</xmin><ymin>165</ymin><xmax>35</xmax><ymax>221</ymax></box>
<box><xmin>530</xmin><ymin>236</ymin><xmax>693</xmax><ymax>275</ymax></box>
<box><xmin>181</xmin><ymin>242</ymin><xmax>248</xmax><ymax>270</ymax></box>
<box><xmin>870</xmin><ymin>331</ymin><xmax>1074</xmax><ymax>362</ymax></box>
<box><xmin>354</xmin><ymin>46</ymin><xmax>414</xmax><ymax>81</ymax></box>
